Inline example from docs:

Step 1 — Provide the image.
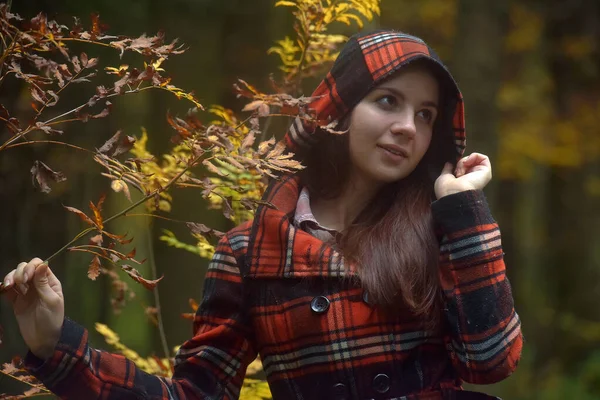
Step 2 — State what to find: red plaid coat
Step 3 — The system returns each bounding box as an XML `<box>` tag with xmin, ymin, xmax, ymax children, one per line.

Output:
<box><xmin>26</xmin><ymin>174</ymin><xmax>522</xmax><ymax>400</ymax></box>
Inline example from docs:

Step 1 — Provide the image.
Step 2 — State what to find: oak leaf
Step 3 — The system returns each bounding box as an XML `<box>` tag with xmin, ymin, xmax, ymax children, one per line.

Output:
<box><xmin>88</xmin><ymin>256</ymin><xmax>101</xmax><ymax>280</ymax></box>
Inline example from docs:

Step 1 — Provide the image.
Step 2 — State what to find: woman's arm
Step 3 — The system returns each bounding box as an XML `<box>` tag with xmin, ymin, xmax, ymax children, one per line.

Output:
<box><xmin>432</xmin><ymin>189</ymin><xmax>523</xmax><ymax>384</ymax></box>
<box><xmin>15</xmin><ymin>234</ymin><xmax>256</xmax><ymax>399</ymax></box>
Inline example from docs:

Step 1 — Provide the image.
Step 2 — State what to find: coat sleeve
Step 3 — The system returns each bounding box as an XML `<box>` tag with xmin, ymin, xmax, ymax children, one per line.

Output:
<box><xmin>25</xmin><ymin>233</ymin><xmax>257</xmax><ymax>399</ymax></box>
<box><xmin>432</xmin><ymin>190</ymin><xmax>523</xmax><ymax>384</ymax></box>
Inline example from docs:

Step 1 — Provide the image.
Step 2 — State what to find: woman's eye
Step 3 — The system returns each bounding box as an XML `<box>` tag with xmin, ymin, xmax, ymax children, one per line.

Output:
<box><xmin>417</xmin><ymin>109</ymin><xmax>434</xmax><ymax>123</ymax></box>
<box><xmin>376</xmin><ymin>95</ymin><xmax>397</xmax><ymax>108</ymax></box>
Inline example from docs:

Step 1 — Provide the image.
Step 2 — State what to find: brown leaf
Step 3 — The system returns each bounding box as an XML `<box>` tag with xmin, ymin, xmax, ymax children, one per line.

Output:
<box><xmin>98</xmin><ymin>130</ymin><xmax>136</xmax><ymax>157</ymax></box>
<box><xmin>64</xmin><ymin>205</ymin><xmax>96</xmax><ymax>226</ymax></box>
<box><xmin>1</xmin><ymin>362</ymin><xmax>18</xmax><ymax>375</ymax></box>
<box><xmin>35</xmin><ymin>121</ymin><xmax>63</xmax><ymax>135</ymax></box>
<box><xmin>203</xmin><ymin>160</ymin><xmax>227</xmax><ymax>177</ymax></box>
<box><xmin>222</xmin><ymin>197</ymin><xmax>234</xmax><ymax>220</ymax></box>
<box><xmin>89</xmin><ymin>195</ymin><xmax>105</xmax><ymax>230</ymax></box>
<box><xmin>88</xmin><ymin>256</ymin><xmax>101</xmax><ymax>280</ymax></box>
<box><xmin>121</xmin><ymin>265</ymin><xmax>163</xmax><ymax>290</ymax></box>
<box><xmin>111</xmin><ymin>179</ymin><xmax>132</xmax><ymax>201</ymax></box>
<box><xmin>125</xmin><ymin>248</ymin><xmax>136</xmax><ymax>259</ymax></box>
<box><xmin>31</xmin><ymin>161</ymin><xmax>66</xmax><ymax>193</ymax></box>
<box><xmin>71</xmin><ymin>55</ymin><xmax>82</xmax><ymax>73</ymax></box>
<box><xmin>258</xmin><ymin>137</ymin><xmax>276</xmax><ymax>156</ymax></box>
<box><xmin>186</xmin><ymin>222</ymin><xmax>224</xmax><ymax>239</ymax></box>
<box><xmin>241</xmin><ymin>131</ymin><xmax>256</xmax><ymax>150</ymax></box>
<box><xmin>7</xmin><ymin>117</ymin><xmax>21</xmax><ymax>134</ymax></box>
<box><xmin>258</xmin><ymin>103</ymin><xmax>270</xmax><ymax>117</ymax></box>
<box><xmin>104</xmin><ymin>231</ymin><xmax>134</xmax><ymax>245</ymax></box>
<box><xmin>89</xmin><ymin>234</ymin><xmax>103</xmax><ymax>246</ymax></box>
<box><xmin>30</xmin><ymin>86</ymin><xmax>46</xmax><ymax>104</ymax></box>
<box><xmin>242</xmin><ymin>100</ymin><xmax>265</xmax><ymax>112</ymax></box>
<box><xmin>23</xmin><ymin>386</ymin><xmax>43</xmax><ymax>396</ymax></box>
<box><xmin>223</xmin><ymin>156</ymin><xmax>246</xmax><ymax>170</ymax></box>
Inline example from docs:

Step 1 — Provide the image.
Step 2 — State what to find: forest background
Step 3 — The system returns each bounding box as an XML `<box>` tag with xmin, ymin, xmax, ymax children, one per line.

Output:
<box><xmin>0</xmin><ymin>0</ymin><xmax>599</xmax><ymax>399</ymax></box>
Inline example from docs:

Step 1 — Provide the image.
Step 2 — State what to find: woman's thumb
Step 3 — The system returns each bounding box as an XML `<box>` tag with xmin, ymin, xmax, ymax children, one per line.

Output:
<box><xmin>441</xmin><ymin>162</ymin><xmax>454</xmax><ymax>176</ymax></box>
<box><xmin>33</xmin><ymin>263</ymin><xmax>53</xmax><ymax>296</ymax></box>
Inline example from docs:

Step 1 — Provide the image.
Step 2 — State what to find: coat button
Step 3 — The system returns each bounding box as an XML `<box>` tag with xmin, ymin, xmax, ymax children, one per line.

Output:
<box><xmin>331</xmin><ymin>383</ymin><xmax>348</xmax><ymax>400</ymax></box>
<box><xmin>310</xmin><ymin>295</ymin><xmax>330</xmax><ymax>314</ymax></box>
<box><xmin>372</xmin><ymin>373</ymin><xmax>390</xmax><ymax>394</ymax></box>
<box><xmin>363</xmin><ymin>290</ymin><xmax>372</xmax><ymax>305</ymax></box>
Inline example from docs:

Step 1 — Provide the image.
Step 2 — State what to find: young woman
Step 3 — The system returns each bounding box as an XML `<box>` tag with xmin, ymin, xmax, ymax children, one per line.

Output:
<box><xmin>3</xmin><ymin>30</ymin><xmax>522</xmax><ymax>399</ymax></box>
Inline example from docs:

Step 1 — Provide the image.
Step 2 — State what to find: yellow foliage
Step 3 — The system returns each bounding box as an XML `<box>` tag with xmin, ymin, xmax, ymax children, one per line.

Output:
<box><xmin>270</xmin><ymin>0</ymin><xmax>380</xmax><ymax>81</ymax></box>
<box><xmin>505</xmin><ymin>4</ymin><xmax>543</xmax><ymax>53</ymax></box>
<box><xmin>159</xmin><ymin>229</ymin><xmax>216</xmax><ymax>259</ymax></box>
<box><xmin>95</xmin><ymin>323</ymin><xmax>172</xmax><ymax>377</ymax></box>
<box><xmin>559</xmin><ymin>36</ymin><xmax>594</xmax><ymax>59</ymax></box>
<box><xmin>130</xmin><ymin>128</ymin><xmax>193</xmax><ymax>212</ymax></box>
<box><xmin>417</xmin><ymin>0</ymin><xmax>456</xmax><ymax>39</ymax></box>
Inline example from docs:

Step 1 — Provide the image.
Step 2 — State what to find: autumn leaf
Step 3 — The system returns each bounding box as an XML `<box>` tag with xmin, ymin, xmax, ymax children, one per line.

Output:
<box><xmin>98</xmin><ymin>130</ymin><xmax>136</xmax><ymax>157</ymax></box>
<box><xmin>241</xmin><ymin>130</ymin><xmax>256</xmax><ymax>149</ymax></box>
<box><xmin>121</xmin><ymin>265</ymin><xmax>163</xmax><ymax>290</ymax></box>
<box><xmin>203</xmin><ymin>160</ymin><xmax>228</xmax><ymax>177</ymax></box>
<box><xmin>111</xmin><ymin>179</ymin><xmax>132</xmax><ymax>201</ymax></box>
<box><xmin>1</xmin><ymin>362</ymin><xmax>18</xmax><ymax>375</ymax></box>
<box><xmin>89</xmin><ymin>194</ymin><xmax>106</xmax><ymax>230</ymax></box>
<box><xmin>181</xmin><ymin>298</ymin><xmax>199</xmax><ymax>320</ymax></box>
<box><xmin>63</xmin><ymin>205</ymin><xmax>96</xmax><ymax>227</ymax></box>
<box><xmin>31</xmin><ymin>160</ymin><xmax>67</xmax><ymax>193</ymax></box>
<box><xmin>89</xmin><ymin>233</ymin><xmax>103</xmax><ymax>246</ymax></box>
<box><xmin>35</xmin><ymin>121</ymin><xmax>63</xmax><ymax>135</ymax></box>
<box><xmin>88</xmin><ymin>256</ymin><xmax>101</xmax><ymax>280</ymax></box>
<box><xmin>186</xmin><ymin>222</ymin><xmax>225</xmax><ymax>239</ymax></box>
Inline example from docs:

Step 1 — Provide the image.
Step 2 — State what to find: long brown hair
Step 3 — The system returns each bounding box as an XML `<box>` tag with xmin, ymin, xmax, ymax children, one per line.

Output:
<box><xmin>296</xmin><ymin>62</ymin><xmax>457</xmax><ymax>327</ymax></box>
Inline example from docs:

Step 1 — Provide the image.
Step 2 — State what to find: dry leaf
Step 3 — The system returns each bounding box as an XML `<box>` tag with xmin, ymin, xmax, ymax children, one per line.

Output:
<box><xmin>186</xmin><ymin>222</ymin><xmax>224</xmax><ymax>239</ymax></box>
<box><xmin>31</xmin><ymin>161</ymin><xmax>66</xmax><ymax>193</ymax></box>
<box><xmin>88</xmin><ymin>256</ymin><xmax>101</xmax><ymax>280</ymax></box>
<box><xmin>98</xmin><ymin>130</ymin><xmax>136</xmax><ymax>157</ymax></box>
<box><xmin>121</xmin><ymin>265</ymin><xmax>163</xmax><ymax>290</ymax></box>
<box><xmin>63</xmin><ymin>205</ymin><xmax>96</xmax><ymax>226</ymax></box>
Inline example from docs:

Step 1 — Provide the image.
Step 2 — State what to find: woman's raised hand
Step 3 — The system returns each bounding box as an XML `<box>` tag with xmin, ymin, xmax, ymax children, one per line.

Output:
<box><xmin>434</xmin><ymin>152</ymin><xmax>492</xmax><ymax>200</ymax></box>
<box><xmin>2</xmin><ymin>258</ymin><xmax>64</xmax><ymax>360</ymax></box>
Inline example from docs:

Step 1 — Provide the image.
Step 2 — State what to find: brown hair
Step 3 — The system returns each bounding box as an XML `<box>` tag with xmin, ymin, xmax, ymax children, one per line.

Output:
<box><xmin>296</xmin><ymin>61</ymin><xmax>457</xmax><ymax>328</ymax></box>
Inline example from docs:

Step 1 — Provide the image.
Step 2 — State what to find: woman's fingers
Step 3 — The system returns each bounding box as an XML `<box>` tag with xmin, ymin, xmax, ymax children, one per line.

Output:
<box><xmin>6</xmin><ymin>258</ymin><xmax>46</xmax><ymax>296</ymax></box>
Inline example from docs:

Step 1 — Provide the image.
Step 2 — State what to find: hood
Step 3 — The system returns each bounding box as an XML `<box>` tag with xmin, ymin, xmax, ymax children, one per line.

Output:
<box><xmin>284</xmin><ymin>30</ymin><xmax>466</xmax><ymax>163</ymax></box>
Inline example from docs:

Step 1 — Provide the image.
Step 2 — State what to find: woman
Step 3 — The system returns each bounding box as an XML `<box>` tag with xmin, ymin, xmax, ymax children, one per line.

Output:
<box><xmin>2</xmin><ymin>30</ymin><xmax>522</xmax><ymax>399</ymax></box>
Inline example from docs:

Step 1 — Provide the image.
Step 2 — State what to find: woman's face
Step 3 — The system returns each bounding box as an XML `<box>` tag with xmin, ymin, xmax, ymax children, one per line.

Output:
<box><xmin>347</xmin><ymin>64</ymin><xmax>439</xmax><ymax>187</ymax></box>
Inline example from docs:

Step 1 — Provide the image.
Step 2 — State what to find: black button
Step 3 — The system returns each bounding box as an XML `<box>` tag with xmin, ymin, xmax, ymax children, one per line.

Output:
<box><xmin>310</xmin><ymin>296</ymin><xmax>330</xmax><ymax>314</ymax></box>
<box><xmin>372</xmin><ymin>373</ymin><xmax>390</xmax><ymax>394</ymax></box>
<box><xmin>331</xmin><ymin>383</ymin><xmax>348</xmax><ymax>400</ymax></box>
<box><xmin>363</xmin><ymin>290</ymin><xmax>372</xmax><ymax>305</ymax></box>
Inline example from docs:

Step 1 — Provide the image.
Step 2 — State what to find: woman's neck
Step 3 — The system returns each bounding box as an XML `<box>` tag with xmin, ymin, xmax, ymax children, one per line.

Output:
<box><xmin>311</xmin><ymin>171</ymin><xmax>382</xmax><ymax>232</ymax></box>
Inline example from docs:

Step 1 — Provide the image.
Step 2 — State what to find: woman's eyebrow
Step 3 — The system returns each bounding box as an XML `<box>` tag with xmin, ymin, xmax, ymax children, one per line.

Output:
<box><xmin>375</xmin><ymin>86</ymin><xmax>438</xmax><ymax>110</ymax></box>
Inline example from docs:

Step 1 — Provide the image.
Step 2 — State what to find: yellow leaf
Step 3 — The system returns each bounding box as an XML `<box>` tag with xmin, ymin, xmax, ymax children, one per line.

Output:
<box><xmin>275</xmin><ymin>0</ymin><xmax>298</xmax><ymax>7</ymax></box>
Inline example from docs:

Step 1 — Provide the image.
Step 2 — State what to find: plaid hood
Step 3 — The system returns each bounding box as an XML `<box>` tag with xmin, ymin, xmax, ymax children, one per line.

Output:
<box><xmin>285</xmin><ymin>30</ymin><xmax>466</xmax><ymax>162</ymax></box>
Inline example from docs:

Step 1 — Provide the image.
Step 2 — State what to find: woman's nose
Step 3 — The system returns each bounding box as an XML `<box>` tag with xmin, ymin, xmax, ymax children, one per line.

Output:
<box><xmin>390</xmin><ymin>111</ymin><xmax>416</xmax><ymax>139</ymax></box>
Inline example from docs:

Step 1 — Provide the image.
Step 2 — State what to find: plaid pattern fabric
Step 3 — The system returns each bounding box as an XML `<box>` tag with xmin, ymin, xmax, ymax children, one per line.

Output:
<box><xmin>284</xmin><ymin>30</ymin><xmax>467</xmax><ymax>161</ymax></box>
<box><xmin>26</xmin><ymin>176</ymin><xmax>522</xmax><ymax>399</ymax></box>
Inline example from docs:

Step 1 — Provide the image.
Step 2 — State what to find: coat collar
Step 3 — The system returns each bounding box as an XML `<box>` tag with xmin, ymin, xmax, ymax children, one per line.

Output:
<box><xmin>245</xmin><ymin>174</ymin><xmax>358</xmax><ymax>279</ymax></box>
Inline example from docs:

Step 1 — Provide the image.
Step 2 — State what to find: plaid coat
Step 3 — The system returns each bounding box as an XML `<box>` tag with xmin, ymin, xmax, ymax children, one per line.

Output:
<box><xmin>26</xmin><ymin>175</ymin><xmax>522</xmax><ymax>400</ymax></box>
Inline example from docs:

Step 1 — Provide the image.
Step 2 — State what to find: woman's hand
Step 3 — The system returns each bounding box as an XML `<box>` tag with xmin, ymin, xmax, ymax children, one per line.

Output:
<box><xmin>434</xmin><ymin>152</ymin><xmax>492</xmax><ymax>200</ymax></box>
<box><xmin>2</xmin><ymin>258</ymin><xmax>64</xmax><ymax>360</ymax></box>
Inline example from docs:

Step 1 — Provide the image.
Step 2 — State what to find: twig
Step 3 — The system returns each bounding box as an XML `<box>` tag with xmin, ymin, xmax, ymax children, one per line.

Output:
<box><xmin>145</xmin><ymin>222</ymin><xmax>170</xmax><ymax>361</ymax></box>
<box><xmin>0</xmin><ymin>370</ymin><xmax>50</xmax><ymax>394</ymax></box>
<box><xmin>4</xmin><ymin>140</ymin><xmax>94</xmax><ymax>153</ymax></box>
<box><xmin>45</xmin><ymin>152</ymin><xmax>204</xmax><ymax>264</ymax></box>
